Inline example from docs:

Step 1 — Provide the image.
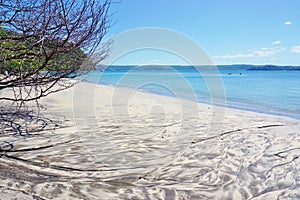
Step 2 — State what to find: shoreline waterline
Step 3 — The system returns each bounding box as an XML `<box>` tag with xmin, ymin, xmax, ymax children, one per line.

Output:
<box><xmin>84</xmin><ymin>79</ymin><xmax>300</xmax><ymax>121</ymax></box>
<box><xmin>80</xmin><ymin>66</ymin><xmax>300</xmax><ymax>121</ymax></box>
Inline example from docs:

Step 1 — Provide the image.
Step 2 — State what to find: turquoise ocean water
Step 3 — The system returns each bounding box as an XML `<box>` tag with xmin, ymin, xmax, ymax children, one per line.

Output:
<box><xmin>81</xmin><ymin>65</ymin><xmax>300</xmax><ymax>119</ymax></box>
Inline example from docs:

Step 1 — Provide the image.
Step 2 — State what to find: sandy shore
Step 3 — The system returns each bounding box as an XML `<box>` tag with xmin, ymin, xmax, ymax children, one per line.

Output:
<box><xmin>1</xmin><ymin>81</ymin><xmax>300</xmax><ymax>199</ymax></box>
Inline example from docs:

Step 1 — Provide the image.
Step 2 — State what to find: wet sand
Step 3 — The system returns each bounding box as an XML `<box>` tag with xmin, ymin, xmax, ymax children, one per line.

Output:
<box><xmin>1</xmin><ymin>82</ymin><xmax>300</xmax><ymax>199</ymax></box>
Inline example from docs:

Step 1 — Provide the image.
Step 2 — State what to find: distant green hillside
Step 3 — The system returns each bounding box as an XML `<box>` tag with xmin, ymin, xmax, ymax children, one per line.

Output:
<box><xmin>96</xmin><ymin>64</ymin><xmax>300</xmax><ymax>71</ymax></box>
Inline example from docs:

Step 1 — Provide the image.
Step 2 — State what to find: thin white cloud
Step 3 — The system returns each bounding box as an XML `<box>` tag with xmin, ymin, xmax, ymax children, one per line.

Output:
<box><xmin>252</xmin><ymin>47</ymin><xmax>284</xmax><ymax>56</ymax></box>
<box><xmin>290</xmin><ymin>45</ymin><xmax>300</xmax><ymax>53</ymax></box>
<box><xmin>272</xmin><ymin>40</ymin><xmax>281</xmax><ymax>45</ymax></box>
<box><xmin>284</xmin><ymin>21</ymin><xmax>292</xmax><ymax>25</ymax></box>
<box><xmin>213</xmin><ymin>47</ymin><xmax>285</xmax><ymax>60</ymax></box>
<box><xmin>213</xmin><ymin>53</ymin><xmax>253</xmax><ymax>59</ymax></box>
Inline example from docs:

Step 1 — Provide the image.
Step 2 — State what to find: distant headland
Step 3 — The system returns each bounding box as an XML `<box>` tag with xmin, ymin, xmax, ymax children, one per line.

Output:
<box><xmin>96</xmin><ymin>64</ymin><xmax>300</xmax><ymax>71</ymax></box>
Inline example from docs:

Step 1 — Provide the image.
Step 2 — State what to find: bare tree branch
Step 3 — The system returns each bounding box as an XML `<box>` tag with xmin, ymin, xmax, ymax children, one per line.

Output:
<box><xmin>0</xmin><ymin>0</ymin><xmax>112</xmax><ymax>104</ymax></box>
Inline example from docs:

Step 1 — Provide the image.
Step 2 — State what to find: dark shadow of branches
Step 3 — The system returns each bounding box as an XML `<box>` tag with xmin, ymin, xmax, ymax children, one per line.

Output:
<box><xmin>0</xmin><ymin>103</ymin><xmax>61</xmax><ymax>157</ymax></box>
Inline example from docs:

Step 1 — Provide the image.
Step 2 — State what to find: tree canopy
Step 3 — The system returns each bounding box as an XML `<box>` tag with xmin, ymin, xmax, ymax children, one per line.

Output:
<box><xmin>0</xmin><ymin>0</ymin><xmax>111</xmax><ymax>103</ymax></box>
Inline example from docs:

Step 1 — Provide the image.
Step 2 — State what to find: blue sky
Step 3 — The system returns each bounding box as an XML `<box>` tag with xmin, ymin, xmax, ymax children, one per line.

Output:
<box><xmin>103</xmin><ymin>0</ymin><xmax>300</xmax><ymax>65</ymax></box>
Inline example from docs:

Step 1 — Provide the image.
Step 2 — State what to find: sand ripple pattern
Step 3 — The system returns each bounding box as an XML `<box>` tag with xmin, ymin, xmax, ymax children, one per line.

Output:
<box><xmin>1</xmin><ymin>116</ymin><xmax>299</xmax><ymax>199</ymax></box>
<box><xmin>1</xmin><ymin>85</ymin><xmax>300</xmax><ymax>199</ymax></box>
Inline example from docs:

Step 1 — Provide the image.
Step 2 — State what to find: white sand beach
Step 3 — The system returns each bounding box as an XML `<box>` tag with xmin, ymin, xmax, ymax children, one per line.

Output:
<box><xmin>0</xmin><ymin>81</ymin><xmax>300</xmax><ymax>199</ymax></box>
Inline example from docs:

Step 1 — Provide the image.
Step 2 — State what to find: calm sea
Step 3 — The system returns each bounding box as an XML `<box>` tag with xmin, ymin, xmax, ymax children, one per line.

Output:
<box><xmin>81</xmin><ymin>65</ymin><xmax>300</xmax><ymax>119</ymax></box>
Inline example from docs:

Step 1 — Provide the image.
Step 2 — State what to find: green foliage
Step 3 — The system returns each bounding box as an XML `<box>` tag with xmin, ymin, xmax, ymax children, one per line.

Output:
<box><xmin>0</xmin><ymin>26</ymin><xmax>89</xmax><ymax>75</ymax></box>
